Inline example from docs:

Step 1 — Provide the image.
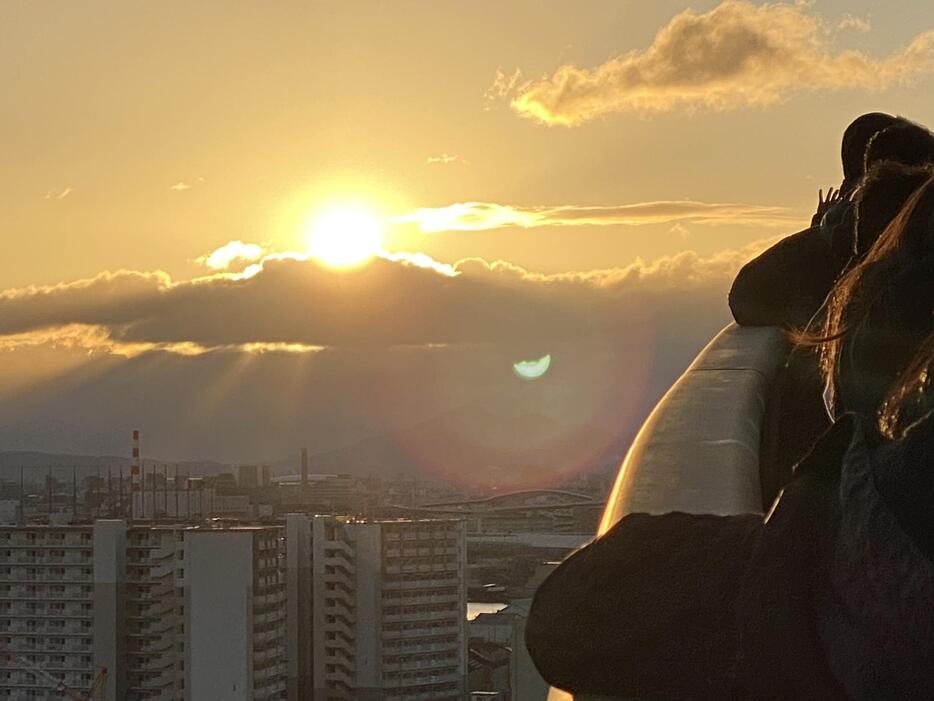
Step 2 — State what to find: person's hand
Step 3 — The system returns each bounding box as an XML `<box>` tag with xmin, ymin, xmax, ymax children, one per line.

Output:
<box><xmin>812</xmin><ymin>186</ymin><xmax>844</xmax><ymax>226</ymax></box>
<box><xmin>817</xmin><ymin>186</ymin><xmax>843</xmax><ymax>215</ymax></box>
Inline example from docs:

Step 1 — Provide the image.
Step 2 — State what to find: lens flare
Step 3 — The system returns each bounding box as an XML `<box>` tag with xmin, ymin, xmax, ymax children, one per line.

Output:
<box><xmin>513</xmin><ymin>354</ymin><xmax>551</xmax><ymax>380</ymax></box>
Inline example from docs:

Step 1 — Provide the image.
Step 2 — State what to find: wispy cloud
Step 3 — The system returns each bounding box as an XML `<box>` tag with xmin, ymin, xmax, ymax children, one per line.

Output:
<box><xmin>484</xmin><ymin>68</ymin><xmax>523</xmax><ymax>110</ymax></box>
<box><xmin>196</xmin><ymin>241</ymin><xmax>266</xmax><ymax>271</ymax></box>
<box><xmin>425</xmin><ymin>153</ymin><xmax>466</xmax><ymax>165</ymax></box>
<box><xmin>836</xmin><ymin>13</ymin><xmax>871</xmax><ymax>34</ymax></box>
<box><xmin>44</xmin><ymin>186</ymin><xmax>73</xmax><ymax>201</ymax></box>
<box><xmin>505</xmin><ymin>0</ymin><xmax>934</xmax><ymax>125</ymax></box>
<box><xmin>393</xmin><ymin>200</ymin><xmax>798</xmax><ymax>233</ymax></box>
<box><xmin>669</xmin><ymin>223</ymin><xmax>691</xmax><ymax>239</ymax></box>
<box><xmin>170</xmin><ymin>177</ymin><xmax>204</xmax><ymax>192</ymax></box>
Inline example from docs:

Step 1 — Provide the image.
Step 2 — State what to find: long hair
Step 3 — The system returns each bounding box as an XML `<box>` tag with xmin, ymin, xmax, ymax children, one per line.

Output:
<box><xmin>800</xmin><ymin>172</ymin><xmax>934</xmax><ymax>435</ymax></box>
<box><xmin>879</xmin><ymin>332</ymin><xmax>934</xmax><ymax>439</ymax></box>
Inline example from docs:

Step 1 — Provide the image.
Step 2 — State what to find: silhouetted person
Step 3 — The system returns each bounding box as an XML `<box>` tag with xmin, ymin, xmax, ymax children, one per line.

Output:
<box><xmin>864</xmin><ymin>120</ymin><xmax>934</xmax><ymax>173</ymax></box>
<box><xmin>527</xmin><ymin>173</ymin><xmax>934</xmax><ymax>700</ymax></box>
<box><xmin>731</xmin><ymin>115</ymin><xmax>930</xmax><ymax>498</ymax></box>
<box><xmin>758</xmin><ymin>162</ymin><xmax>934</xmax><ymax>499</ymax></box>
<box><xmin>852</xmin><ymin>162</ymin><xmax>933</xmax><ymax>263</ymax></box>
<box><xmin>839</xmin><ymin>112</ymin><xmax>905</xmax><ymax>193</ymax></box>
<box><xmin>729</xmin><ymin>112</ymin><xmax>904</xmax><ymax>329</ymax></box>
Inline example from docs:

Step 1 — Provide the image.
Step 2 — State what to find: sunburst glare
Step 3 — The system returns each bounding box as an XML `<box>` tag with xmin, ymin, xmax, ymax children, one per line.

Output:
<box><xmin>305</xmin><ymin>205</ymin><xmax>384</xmax><ymax>268</ymax></box>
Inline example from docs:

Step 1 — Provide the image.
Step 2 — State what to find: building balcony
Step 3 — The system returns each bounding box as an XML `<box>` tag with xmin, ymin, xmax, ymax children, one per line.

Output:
<box><xmin>2</xmin><ymin>607</ymin><xmax>92</xmax><ymax>620</ymax></box>
<box><xmin>382</xmin><ymin>592</ymin><xmax>460</xmax><ymax>607</ymax></box>
<box><xmin>5</xmin><ymin>640</ymin><xmax>93</xmax><ymax>654</ymax></box>
<box><xmin>324</xmin><ymin>617</ymin><xmax>355</xmax><ymax>640</ymax></box>
<box><xmin>383</xmin><ymin>675</ymin><xmax>462</xmax><ymax>691</ymax></box>
<box><xmin>324</xmin><ymin>567</ymin><xmax>354</xmax><ymax>590</ymax></box>
<box><xmin>134</xmin><ymin>654</ymin><xmax>177</xmax><ymax>672</ymax></box>
<box><xmin>2</xmin><ymin>621</ymin><xmax>91</xmax><ymax>636</ymax></box>
<box><xmin>382</xmin><ymin>576</ymin><xmax>460</xmax><ymax>590</ymax></box>
<box><xmin>382</xmin><ymin>623</ymin><xmax>460</xmax><ymax>640</ymax></box>
<box><xmin>130</xmin><ymin>637</ymin><xmax>175</xmax><ymax>655</ymax></box>
<box><xmin>383</xmin><ymin>640</ymin><xmax>458</xmax><ymax>655</ymax></box>
<box><xmin>0</xmin><ymin>570</ymin><xmax>91</xmax><ymax>584</ymax></box>
<box><xmin>382</xmin><ymin>609</ymin><xmax>460</xmax><ymax>624</ymax></box>
<box><xmin>546</xmin><ymin>324</ymin><xmax>787</xmax><ymax>701</ymax></box>
<box><xmin>0</xmin><ymin>661</ymin><xmax>92</xmax><ymax>674</ymax></box>
<box><xmin>382</xmin><ymin>655</ymin><xmax>459</xmax><ymax>674</ymax></box>
<box><xmin>4</xmin><ymin>552</ymin><xmax>91</xmax><ymax>565</ymax></box>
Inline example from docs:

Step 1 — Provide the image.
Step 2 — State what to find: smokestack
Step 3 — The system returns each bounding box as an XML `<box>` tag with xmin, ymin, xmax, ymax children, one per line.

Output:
<box><xmin>301</xmin><ymin>447</ymin><xmax>308</xmax><ymax>488</ymax></box>
<box><xmin>131</xmin><ymin>429</ymin><xmax>142</xmax><ymax>520</ymax></box>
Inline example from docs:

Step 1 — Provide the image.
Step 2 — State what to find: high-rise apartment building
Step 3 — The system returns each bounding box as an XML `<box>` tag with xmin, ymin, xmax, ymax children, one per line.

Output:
<box><xmin>2</xmin><ymin>515</ymin><xmax>466</xmax><ymax>701</ymax></box>
<box><xmin>287</xmin><ymin>515</ymin><xmax>467</xmax><ymax>701</ymax></box>
<box><xmin>0</xmin><ymin>523</ymin><xmax>107</xmax><ymax>700</ymax></box>
<box><xmin>0</xmin><ymin>521</ymin><xmax>287</xmax><ymax>701</ymax></box>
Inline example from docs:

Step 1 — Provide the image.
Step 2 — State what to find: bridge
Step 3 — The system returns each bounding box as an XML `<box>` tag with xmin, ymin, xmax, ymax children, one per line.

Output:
<box><xmin>416</xmin><ymin>489</ymin><xmax>601</xmax><ymax>512</ymax></box>
<box><xmin>381</xmin><ymin>489</ymin><xmax>604</xmax><ymax>537</ymax></box>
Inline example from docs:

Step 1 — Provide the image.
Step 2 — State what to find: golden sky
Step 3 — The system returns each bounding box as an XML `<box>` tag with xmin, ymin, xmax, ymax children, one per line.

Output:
<box><xmin>3</xmin><ymin>0</ymin><xmax>933</xmax><ymax>289</ymax></box>
<box><xmin>1</xmin><ymin>1</ymin><xmax>933</xmax><ymax>464</ymax></box>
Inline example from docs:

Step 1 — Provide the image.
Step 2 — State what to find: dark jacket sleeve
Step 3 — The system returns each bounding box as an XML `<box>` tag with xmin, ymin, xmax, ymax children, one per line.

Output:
<box><xmin>872</xmin><ymin>415</ymin><xmax>934</xmax><ymax>561</ymax></box>
<box><xmin>729</xmin><ymin>225</ymin><xmax>838</xmax><ymax>328</ymax></box>
<box><xmin>732</xmin><ymin>418</ymin><xmax>854</xmax><ymax>701</ymax></box>
<box><xmin>526</xmin><ymin>512</ymin><xmax>761</xmax><ymax>700</ymax></box>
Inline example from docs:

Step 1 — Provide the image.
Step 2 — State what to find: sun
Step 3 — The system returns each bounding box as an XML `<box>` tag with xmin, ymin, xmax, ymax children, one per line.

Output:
<box><xmin>306</xmin><ymin>205</ymin><xmax>384</xmax><ymax>268</ymax></box>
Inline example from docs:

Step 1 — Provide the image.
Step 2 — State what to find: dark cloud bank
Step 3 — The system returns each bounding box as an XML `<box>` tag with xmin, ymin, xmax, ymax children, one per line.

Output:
<box><xmin>0</xmin><ymin>247</ymin><xmax>765</xmax><ymax>488</ymax></box>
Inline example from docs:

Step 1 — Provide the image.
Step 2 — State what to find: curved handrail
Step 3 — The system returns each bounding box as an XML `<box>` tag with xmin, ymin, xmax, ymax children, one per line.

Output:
<box><xmin>600</xmin><ymin>323</ymin><xmax>787</xmax><ymax>529</ymax></box>
<box><xmin>547</xmin><ymin>323</ymin><xmax>788</xmax><ymax>701</ymax></box>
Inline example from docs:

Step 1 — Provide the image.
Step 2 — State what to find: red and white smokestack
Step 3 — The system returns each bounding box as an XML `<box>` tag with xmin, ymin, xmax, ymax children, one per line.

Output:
<box><xmin>131</xmin><ymin>429</ymin><xmax>142</xmax><ymax>520</ymax></box>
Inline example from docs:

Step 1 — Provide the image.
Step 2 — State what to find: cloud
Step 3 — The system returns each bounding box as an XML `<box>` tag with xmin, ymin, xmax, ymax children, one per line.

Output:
<box><xmin>44</xmin><ymin>186</ymin><xmax>73</xmax><ymax>201</ymax></box>
<box><xmin>379</xmin><ymin>250</ymin><xmax>459</xmax><ymax>277</ymax></box>
<box><xmin>508</xmin><ymin>0</ymin><xmax>934</xmax><ymax>125</ymax></box>
<box><xmin>0</xmin><ymin>242</ymin><xmax>783</xmax><ymax>469</ymax></box>
<box><xmin>836</xmin><ymin>13</ymin><xmax>871</xmax><ymax>34</ymax></box>
<box><xmin>170</xmin><ymin>177</ymin><xmax>205</xmax><ymax>191</ymax></box>
<box><xmin>0</xmin><ymin>238</ymin><xmax>776</xmax><ymax>356</ymax></box>
<box><xmin>425</xmin><ymin>153</ymin><xmax>465</xmax><ymax>165</ymax></box>
<box><xmin>669</xmin><ymin>223</ymin><xmax>691</xmax><ymax>239</ymax></box>
<box><xmin>393</xmin><ymin>200</ymin><xmax>798</xmax><ymax>233</ymax></box>
<box><xmin>196</xmin><ymin>240</ymin><xmax>267</xmax><ymax>271</ymax></box>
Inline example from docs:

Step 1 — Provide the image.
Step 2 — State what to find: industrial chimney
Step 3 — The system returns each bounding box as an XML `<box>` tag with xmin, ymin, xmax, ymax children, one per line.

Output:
<box><xmin>301</xmin><ymin>447</ymin><xmax>308</xmax><ymax>489</ymax></box>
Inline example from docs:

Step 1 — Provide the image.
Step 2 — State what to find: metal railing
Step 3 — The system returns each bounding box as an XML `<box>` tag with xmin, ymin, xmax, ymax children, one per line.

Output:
<box><xmin>547</xmin><ymin>323</ymin><xmax>788</xmax><ymax>701</ymax></box>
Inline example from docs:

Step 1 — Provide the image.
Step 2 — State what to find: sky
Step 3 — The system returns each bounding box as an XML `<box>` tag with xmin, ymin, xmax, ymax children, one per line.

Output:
<box><xmin>2</xmin><ymin>1</ymin><xmax>933</xmax><ymax>478</ymax></box>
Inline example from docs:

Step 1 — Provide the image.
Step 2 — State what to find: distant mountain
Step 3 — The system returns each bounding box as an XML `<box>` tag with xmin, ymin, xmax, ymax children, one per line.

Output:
<box><xmin>290</xmin><ymin>405</ymin><xmax>629</xmax><ymax>491</ymax></box>
<box><xmin>1</xmin><ymin>406</ymin><xmax>627</xmax><ymax>493</ymax></box>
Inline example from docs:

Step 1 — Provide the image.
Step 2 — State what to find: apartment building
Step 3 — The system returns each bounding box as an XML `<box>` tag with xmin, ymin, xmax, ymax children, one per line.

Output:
<box><xmin>0</xmin><ymin>523</ymin><xmax>107</xmax><ymax>700</ymax></box>
<box><xmin>0</xmin><ymin>521</ymin><xmax>287</xmax><ymax>701</ymax></box>
<box><xmin>287</xmin><ymin>515</ymin><xmax>467</xmax><ymax>701</ymax></box>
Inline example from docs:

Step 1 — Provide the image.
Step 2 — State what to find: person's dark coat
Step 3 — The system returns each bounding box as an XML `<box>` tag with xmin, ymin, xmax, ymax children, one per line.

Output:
<box><xmin>729</xmin><ymin>201</ymin><xmax>854</xmax><ymax>329</ymax></box>
<box><xmin>526</xmin><ymin>411</ymin><xmax>934</xmax><ymax>700</ymax></box>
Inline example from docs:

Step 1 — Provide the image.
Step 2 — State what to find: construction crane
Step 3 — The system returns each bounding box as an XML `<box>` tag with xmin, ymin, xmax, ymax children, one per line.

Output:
<box><xmin>0</xmin><ymin>644</ymin><xmax>107</xmax><ymax>700</ymax></box>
